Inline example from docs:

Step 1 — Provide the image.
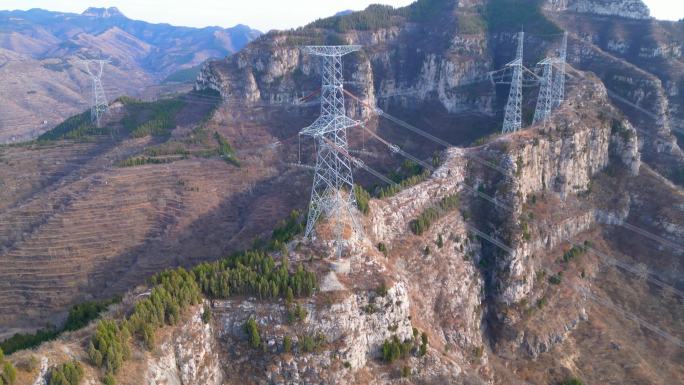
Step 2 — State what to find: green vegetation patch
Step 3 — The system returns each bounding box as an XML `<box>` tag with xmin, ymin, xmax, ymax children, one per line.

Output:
<box><xmin>121</xmin><ymin>97</ymin><xmax>185</xmax><ymax>138</ymax></box>
<box><xmin>0</xmin><ymin>348</ymin><xmax>17</xmax><ymax>385</ymax></box>
<box><xmin>309</xmin><ymin>5</ymin><xmax>406</xmax><ymax>32</ymax></box>
<box><xmin>162</xmin><ymin>64</ymin><xmax>205</xmax><ymax>84</ymax></box>
<box><xmin>377</xmin><ymin>160</ymin><xmax>431</xmax><ymax>199</ymax></box>
<box><xmin>47</xmin><ymin>361</ymin><xmax>83</xmax><ymax>385</ymax></box>
<box><xmin>214</xmin><ymin>131</ymin><xmax>240</xmax><ymax>166</ymax></box>
<box><xmin>485</xmin><ymin>0</ymin><xmax>561</xmax><ymax>36</ymax></box>
<box><xmin>381</xmin><ymin>335</ymin><xmax>413</xmax><ymax>362</ymax></box>
<box><xmin>410</xmin><ymin>194</ymin><xmax>460</xmax><ymax>235</ymax></box>
<box><xmin>193</xmin><ymin>251</ymin><xmax>317</xmax><ymax>300</ymax></box>
<box><xmin>38</xmin><ymin>111</ymin><xmax>109</xmax><ymax>141</ymax></box>
<box><xmin>354</xmin><ymin>184</ymin><xmax>371</xmax><ymax>215</ymax></box>
<box><xmin>0</xmin><ymin>297</ymin><xmax>120</xmax><ymax>355</ymax></box>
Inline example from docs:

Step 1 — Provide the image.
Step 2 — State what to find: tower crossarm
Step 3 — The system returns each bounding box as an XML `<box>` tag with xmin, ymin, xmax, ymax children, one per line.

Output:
<box><xmin>300</xmin><ymin>115</ymin><xmax>360</xmax><ymax>137</ymax></box>
<box><xmin>302</xmin><ymin>46</ymin><xmax>361</xmax><ymax>57</ymax></box>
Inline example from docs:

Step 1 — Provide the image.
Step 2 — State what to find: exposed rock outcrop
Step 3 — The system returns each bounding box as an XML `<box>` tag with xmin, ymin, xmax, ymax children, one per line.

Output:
<box><xmin>546</xmin><ymin>0</ymin><xmax>651</xmax><ymax>19</ymax></box>
<box><xmin>144</xmin><ymin>305</ymin><xmax>223</xmax><ymax>385</ymax></box>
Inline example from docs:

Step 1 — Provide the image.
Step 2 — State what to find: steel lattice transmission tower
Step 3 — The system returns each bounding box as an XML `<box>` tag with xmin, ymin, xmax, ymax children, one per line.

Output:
<box><xmin>502</xmin><ymin>32</ymin><xmax>524</xmax><ymax>134</ymax></box>
<box><xmin>533</xmin><ymin>58</ymin><xmax>554</xmax><ymax>124</ymax></box>
<box><xmin>82</xmin><ymin>59</ymin><xmax>109</xmax><ymax>127</ymax></box>
<box><xmin>551</xmin><ymin>31</ymin><xmax>568</xmax><ymax>109</ymax></box>
<box><xmin>299</xmin><ymin>45</ymin><xmax>361</xmax><ymax>240</ymax></box>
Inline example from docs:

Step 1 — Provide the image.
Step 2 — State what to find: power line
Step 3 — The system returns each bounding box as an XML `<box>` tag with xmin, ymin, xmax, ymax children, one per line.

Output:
<box><xmin>342</xmin><ymin>88</ymin><xmax>684</xmax><ymax>299</ymax></box>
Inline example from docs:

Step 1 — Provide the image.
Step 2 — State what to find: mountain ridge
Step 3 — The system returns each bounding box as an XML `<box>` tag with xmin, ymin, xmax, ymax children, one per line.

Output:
<box><xmin>0</xmin><ymin>7</ymin><xmax>261</xmax><ymax>143</ymax></box>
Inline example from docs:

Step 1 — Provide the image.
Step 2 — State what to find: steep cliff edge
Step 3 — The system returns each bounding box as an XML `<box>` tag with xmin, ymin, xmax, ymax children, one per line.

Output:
<box><xmin>546</xmin><ymin>0</ymin><xmax>651</xmax><ymax>20</ymax></box>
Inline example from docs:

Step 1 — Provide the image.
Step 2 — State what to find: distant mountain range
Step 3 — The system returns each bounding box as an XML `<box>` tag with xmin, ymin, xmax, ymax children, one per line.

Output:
<box><xmin>0</xmin><ymin>7</ymin><xmax>261</xmax><ymax>142</ymax></box>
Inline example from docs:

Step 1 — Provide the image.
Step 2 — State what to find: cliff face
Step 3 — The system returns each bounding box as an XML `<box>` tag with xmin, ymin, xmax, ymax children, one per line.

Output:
<box><xmin>546</xmin><ymin>0</ymin><xmax>651</xmax><ymax>19</ymax></box>
<box><xmin>196</xmin><ymin>3</ymin><xmax>496</xmax><ymax>118</ymax></box>
<box><xmin>144</xmin><ymin>307</ymin><xmax>223</xmax><ymax>385</ymax></box>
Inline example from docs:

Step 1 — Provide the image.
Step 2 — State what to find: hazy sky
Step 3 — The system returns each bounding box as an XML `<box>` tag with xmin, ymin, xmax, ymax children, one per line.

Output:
<box><xmin>1</xmin><ymin>0</ymin><xmax>682</xmax><ymax>31</ymax></box>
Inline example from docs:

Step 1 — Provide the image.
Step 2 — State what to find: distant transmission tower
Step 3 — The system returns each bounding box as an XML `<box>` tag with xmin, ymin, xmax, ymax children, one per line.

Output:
<box><xmin>551</xmin><ymin>31</ymin><xmax>567</xmax><ymax>109</ymax></box>
<box><xmin>502</xmin><ymin>31</ymin><xmax>524</xmax><ymax>134</ymax></box>
<box><xmin>533</xmin><ymin>58</ymin><xmax>554</xmax><ymax>124</ymax></box>
<box><xmin>299</xmin><ymin>45</ymin><xmax>361</xmax><ymax>244</ymax></box>
<box><xmin>82</xmin><ymin>59</ymin><xmax>109</xmax><ymax>127</ymax></box>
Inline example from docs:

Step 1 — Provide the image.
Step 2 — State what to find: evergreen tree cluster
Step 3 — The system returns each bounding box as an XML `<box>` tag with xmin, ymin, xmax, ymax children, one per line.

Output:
<box><xmin>354</xmin><ymin>184</ymin><xmax>371</xmax><ymax>215</ymax></box>
<box><xmin>382</xmin><ymin>159</ymin><xmax>424</xmax><ymax>195</ymax></box>
<box><xmin>48</xmin><ymin>361</ymin><xmax>84</xmax><ymax>385</ymax></box>
<box><xmin>562</xmin><ymin>242</ymin><xmax>589</xmax><ymax>263</ymax></box>
<box><xmin>64</xmin><ymin>297</ymin><xmax>122</xmax><ymax>332</ymax></box>
<box><xmin>1</xmin><ymin>297</ymin><xmax>121</xmax><ymax>355</ymax></box>
<box><xmin>269</xmin><ymin>210</ymin><xmax>305</xmax><ymax>250</ymax></box>
<box><xmin>37</xmin><ymin>111</ymin><xmax>109</xmax><ymax>141</ymax></box>
<box><xmin>192</xmin><ymin>251</ymin><xmax>317</xmax><ymax>300</ymax></box>
<box><xmin>87</xmin><ymin>320</ymin><xmax>131</xmax><ymax>375</ymax></box>
<box><xmin>243</xmin><ymin>318</ymin><xmax>261</xmax><ymax>348</ymax></box>
<box><xmin>127</xmin><ymin>269</ymin><xmax>203</xmax><ymax>349</ymax></box>
<box><xmin>213</xmin><ymin>132</ymin><xmax>240</xmax><ymax>166</ymax></box>
<box><xmin>410</xmin><ymin>194</ymin><xmax>460</xmax><ymax>235</ymax></box>
<box><xmin>310</xmin><ymin>5</ymin><xmax>405</xmax><ymax>32</ymax></box>
<box><xmin>87</xmin><ymin>268</ymin><xmax>200</xmax><ymax>373</ymax></box>
<box><xmin>123</xmin><ymin>98</ymin><xmax>185</xmax><ymax>138</ymax></box>
<box><xmin>0</xmin><ymin>348</ymin><xmax>17</xmax><ymax>385</ymax></box>
<box><xmin>85</xmin><ymin>249</ymin><xmax>316</xmax><ymax>374</ymax></box>
<box><xmin>117</xmin><ymin>156</ymin><xmax>177</xmax><ymax>168</ymax></box>
<box><xmin>381</xmin><ymin>336</ymin><xmax>413</xmax><ymax>363</ymax></box>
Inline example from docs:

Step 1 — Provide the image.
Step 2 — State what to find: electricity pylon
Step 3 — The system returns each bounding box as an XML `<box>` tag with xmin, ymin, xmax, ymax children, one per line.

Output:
<box><xmin>502</xmin><ymin>31</ymin><xmax>524</xmax><ymax>134</ymax></box>
<box><xmin>82</xmin><ymin>59</ymin><xmax>109</xmax><ymax>127</ymax></box>
<box><xmin>533</xmin><ymin>58</ymin><xmax>554</xmax><ymax>124</ymax></box>
<box><xmin>299</xmin><ymin>45</ymin><xmax>361</xmax><ymax>247</ymax></box>
<box><xmin>551</xmin><ymin>31</ymin><xmax>567</xmax><ymax>109</ymax></box>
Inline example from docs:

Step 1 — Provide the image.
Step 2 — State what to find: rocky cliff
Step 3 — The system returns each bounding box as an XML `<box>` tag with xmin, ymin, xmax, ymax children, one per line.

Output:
<box><xmin>546</xmin><ymin>0</ymin><xmax>651</xmax><ymax>19</ymax></box>
<box><xmin>196</xmin><ymin>2</ymin><xmax>496</xmax><ymax>120</ymax></box>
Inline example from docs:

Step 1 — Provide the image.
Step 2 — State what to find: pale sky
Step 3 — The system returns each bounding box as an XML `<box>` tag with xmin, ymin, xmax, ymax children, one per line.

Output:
<box><xmin>0</xmin><ymin>0</ymin><xmax>681</xmax><ymax>32</ymax></box>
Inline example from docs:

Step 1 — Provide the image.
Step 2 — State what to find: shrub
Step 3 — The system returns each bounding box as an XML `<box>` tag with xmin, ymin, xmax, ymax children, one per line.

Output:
<box><xmin>244</xmin><ymin>319</ymin><xmax>261</xmax><ymax>349</ymax></box>
<box><xmin>287</xmin><ymin>303</ymin><xmax>308</xmax><ymax>324</ymax></box>
<box><xmin>1</xmin><ymin>361</ymin><xmax>16</xmax><ymax>385</ymax></box>
<box><xmin>562</xmin><ymin>244</ymin><xmax>587</xmax><ymax>263</ymax></box>
<box><xmin>102</xmin><ymin>374</ymin><xmax>116</xmax><ymax>385</ymax></box>
<box><xmin>300</xmin><ymin>334</ymin><xmax>315</xmax><ymax>353</ymax></box>
<box><xmin>300</xmin><ymin>333</ymin><xmax>326</xmax><ymax>353</ymax></box>
<box><xmin>376</xmin><ymin>282</ymin><xmax>388</xmax><ymax>297</ymax></box>
<box><xmin>548</xmin><ymin>273</ymin><xmax>562</xmax><ymax>285</ymax></box>
<box><xmin>117</xmin><ymin>156</ymin><xmax>176</xmax><ymax>168</ymax></box>
<box><xmin>48</xmin><ymin>361</ymin><xmax>83</xmax><ymax>385</ymax></box>
<box><xmin>201</xmin><ymin>304</ymin><xmax>212</xmax><ymax>324</ymax></box>
<box><xmin>381</xmin><ymin>336</ymin><xmax>413</xmax><ymax>363</ymax></box>
<box><xmin>283</xmin><ymin>336</ymin><xmax>292</xmax><ymax>353</ymax></box>
<box><xmin>419</xmin><ymin>332</ymin><xmax>428</xmax><ymax>356</ymax></box>
<box><xmin>561</xmin><ymin>378</ymin><xmax>584</xmax><ymax>385</ymax></box>
<box><xmin>402</xmin><ymin>365</ymin><xmax>411</xmax><ymax>377</ymax></box>
<box><xmin>377</xmin><ymin>242</ymin><xmax>388</xmax><ymax>256</ymax></box>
